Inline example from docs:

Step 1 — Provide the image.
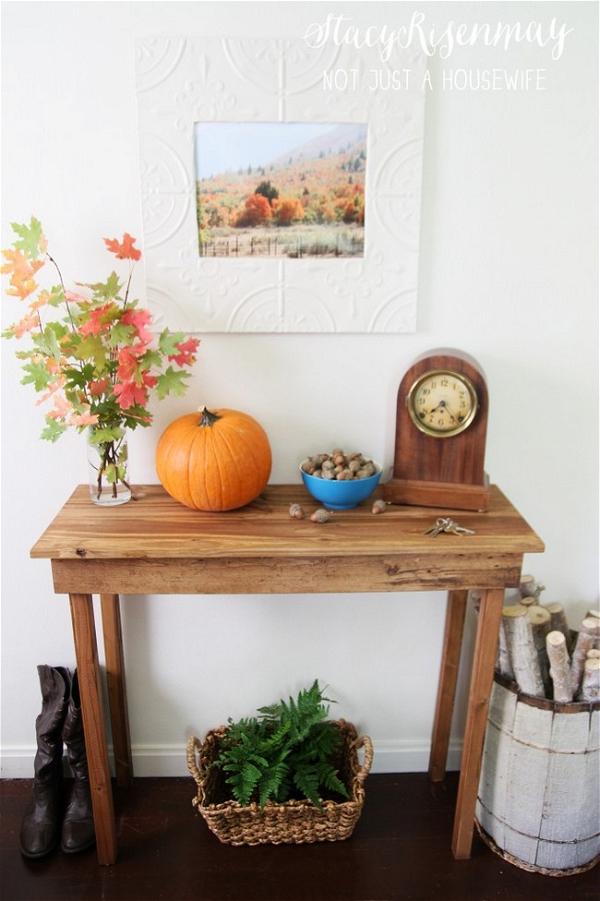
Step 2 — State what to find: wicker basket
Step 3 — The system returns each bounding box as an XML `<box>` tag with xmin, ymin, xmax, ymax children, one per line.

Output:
<box><xmin>186</xmin><ymin>719</ymin><xmax>373</xmax><ymax>846</ymax></box>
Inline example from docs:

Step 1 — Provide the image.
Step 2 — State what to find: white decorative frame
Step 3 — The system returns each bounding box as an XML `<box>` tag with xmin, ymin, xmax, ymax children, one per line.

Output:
<box><xmin>135</xmin><ymin>37</ymin><xmax>425</xmax><ymax>333</ymax></box>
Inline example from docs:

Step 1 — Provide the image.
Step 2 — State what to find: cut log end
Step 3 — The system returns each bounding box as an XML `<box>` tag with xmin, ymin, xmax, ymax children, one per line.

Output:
<box><xmin>527</xmin><ymin>605</ymin><xmax>551</xmax><ymax>626</ymax></box>
<box><xmin>502</xmin><ymin>604</ymin><xmax>528</xmax><ymax>618</ymax></box>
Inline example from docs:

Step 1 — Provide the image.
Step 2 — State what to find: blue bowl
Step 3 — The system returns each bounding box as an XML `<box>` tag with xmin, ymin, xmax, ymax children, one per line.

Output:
<box><xmin>300</xmin><ymin>464</ymin><xmax>382</xmax><ymax>510</ymax></box>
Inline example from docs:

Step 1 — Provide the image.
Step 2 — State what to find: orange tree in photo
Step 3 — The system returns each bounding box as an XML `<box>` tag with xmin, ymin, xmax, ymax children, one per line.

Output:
<box><xmin>273</xmin><ymin>197</ymin><xmax>305</xmax><ymax>226</ymax></box>
<box><xmin>235</xmin><ymin>193</ymin><xmax>273</xmax><ymax>227</ymax></box>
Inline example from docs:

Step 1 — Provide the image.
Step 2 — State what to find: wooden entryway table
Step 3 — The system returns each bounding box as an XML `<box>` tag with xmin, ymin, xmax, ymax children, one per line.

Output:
<box><xmin>31</xmin><ymin>483</ymin><xmax>543</xmax><ymax>866</ymax></box>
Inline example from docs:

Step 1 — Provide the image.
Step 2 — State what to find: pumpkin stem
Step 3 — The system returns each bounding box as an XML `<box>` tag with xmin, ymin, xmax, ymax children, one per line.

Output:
<box><xmin>198</xmin><ymin>405</ymin><xmax>221</xmax><ymax>427</ymax></box>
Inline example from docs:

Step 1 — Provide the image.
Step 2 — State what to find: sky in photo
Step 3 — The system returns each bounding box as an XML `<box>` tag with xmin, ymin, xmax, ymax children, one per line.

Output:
<box><xmin>195</xmin><ymin>122</ymin><xmax>355</xmax><ymax>179</ymax></box>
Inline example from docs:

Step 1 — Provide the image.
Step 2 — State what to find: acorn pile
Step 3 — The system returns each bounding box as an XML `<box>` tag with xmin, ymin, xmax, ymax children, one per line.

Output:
<box><xmin>301</xmin><ymin>449</ymin><xmax>377</xmax><ymax>481</ymax></box>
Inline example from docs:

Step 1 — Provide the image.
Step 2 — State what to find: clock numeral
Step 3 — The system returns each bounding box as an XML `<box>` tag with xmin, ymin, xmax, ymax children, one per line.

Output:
<box><xmin>441</xmin><ymin>378</ymin><xmax>448</xmax><ymax>387</ymax></box>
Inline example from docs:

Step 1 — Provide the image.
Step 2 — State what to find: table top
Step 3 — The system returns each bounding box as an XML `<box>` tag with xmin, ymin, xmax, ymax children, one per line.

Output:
<box><xmin>30</xmin><ymin>484</ymin><xmax>544</xmax><ymax>561</ymax></box>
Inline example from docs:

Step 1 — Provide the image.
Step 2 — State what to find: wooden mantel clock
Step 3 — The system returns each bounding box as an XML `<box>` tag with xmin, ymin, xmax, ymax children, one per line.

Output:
<box><xmin>383</xmin><ymin>349</ymin><xmax>490</xmax><ymax>512</ymax></box>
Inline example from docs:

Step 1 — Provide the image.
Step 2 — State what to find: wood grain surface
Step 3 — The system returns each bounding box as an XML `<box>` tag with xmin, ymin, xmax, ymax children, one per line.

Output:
<box><xmin>31</xmin><ymin>484</ymin><xmax>544</xmax><ymax>561</ymax></box>
<box><xmin>429</xmin><ymin>590</ymin><xmax>469</xmax><ymax>782</ymax></box>
<box><xmin>69</xmin><ymin>594</ymin><xmax>117</xmax><ymax>865</ymax></box>
<box><xmin>100</xmin><ymin>594</ymin><xmax>133</xmax><ymax>787</ymax></box>
<box><xmin>391</xmin><ymin>352</ymin><xmax>489</xmax><ymax>486</ymax></box>
<box><xmin>452</xmin><ymin>588</ymin><xmax>505</xmax><ymax>859</ymax></box>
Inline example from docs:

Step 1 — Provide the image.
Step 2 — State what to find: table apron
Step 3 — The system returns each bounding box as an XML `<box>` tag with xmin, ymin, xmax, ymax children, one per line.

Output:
<box><xmin>51</xmin><ymin>553</ymin><xmax>523</xmax><ymax>595</ymax></box>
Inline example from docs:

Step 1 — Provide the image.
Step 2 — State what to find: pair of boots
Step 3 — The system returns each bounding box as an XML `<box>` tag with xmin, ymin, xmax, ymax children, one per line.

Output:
<box><xmin>20</xmin><ymin>666</ymin><xmax>95</xmax><ymax>858</ymax></box>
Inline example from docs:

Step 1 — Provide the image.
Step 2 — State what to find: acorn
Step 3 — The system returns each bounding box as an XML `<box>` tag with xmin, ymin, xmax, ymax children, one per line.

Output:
<box><xmin>289</xmin><ymin>503</ymin><xmax>305</xmax><ymax>520</ymax></box>
<box><xmin>310</xmin><ymin>508</ymin><xmax>331</xmax><ymax>523</ymax></box>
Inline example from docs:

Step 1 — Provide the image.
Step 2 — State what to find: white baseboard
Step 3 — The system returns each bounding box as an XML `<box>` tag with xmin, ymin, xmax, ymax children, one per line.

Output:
<box><xmin>1</xmin><ymin>739</ymin><xmax>462</xmax><ymax>779</ymax></box>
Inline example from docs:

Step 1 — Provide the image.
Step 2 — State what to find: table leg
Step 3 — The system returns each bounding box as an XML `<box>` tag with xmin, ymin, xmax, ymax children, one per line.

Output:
<box><xmin>428</xmin><ymin>590</ymin><xmax>468</xmax><ymax>782</ymax></box>
<box><xmin>451</xmin><ymin>587</ymin><xmax>504</xmax><ymax>860</ymax></box>
<box><xmin>100</xmin><ymin>594</ymin><xmax>133</xmax><ymax>788</ymax></box>
<box><xmin>69</xmin><ymin>593</ymin><xmax>117</xmax><ymax>865</ymax></box>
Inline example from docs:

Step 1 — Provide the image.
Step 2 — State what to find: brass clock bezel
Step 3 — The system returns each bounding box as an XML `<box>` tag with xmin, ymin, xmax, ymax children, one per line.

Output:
<box><xmin>406</xmin><ymin>369</ymin><xmax>479</xmax><ymax>439</ymax></box>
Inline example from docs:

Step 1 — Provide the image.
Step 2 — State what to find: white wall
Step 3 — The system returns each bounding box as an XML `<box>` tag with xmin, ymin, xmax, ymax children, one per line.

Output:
<box><xmin>1</xmin><ymin>2</ymin><xmax>597</xmax><ymax>776</ymax></box>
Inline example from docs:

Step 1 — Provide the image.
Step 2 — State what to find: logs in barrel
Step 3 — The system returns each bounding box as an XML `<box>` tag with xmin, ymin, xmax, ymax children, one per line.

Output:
<box><xmin>477</xmin><ymin>673</ymin><xmax>600</xmax><ymax>875</ymax></box>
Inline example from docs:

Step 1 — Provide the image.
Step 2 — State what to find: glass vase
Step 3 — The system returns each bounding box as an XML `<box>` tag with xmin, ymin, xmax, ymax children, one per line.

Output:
<box><xmin>87</xmin><ymin>429</ymin><xmax>131</xmax><ymax>506</ymax></box>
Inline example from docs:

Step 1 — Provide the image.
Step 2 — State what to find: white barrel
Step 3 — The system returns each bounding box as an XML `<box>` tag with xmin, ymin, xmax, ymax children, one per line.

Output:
<box><xmin>477</xmin><ymin>673</ymin><xmax>600</xmax><ymax>875</ymax></box>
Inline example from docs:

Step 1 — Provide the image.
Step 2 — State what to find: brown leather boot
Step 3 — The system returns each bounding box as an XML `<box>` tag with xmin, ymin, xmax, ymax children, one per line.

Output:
<box><xmin>20</xmin><ymin>666</ymin><xmax>70</xmax><ymax>858</ymax></box>
<box><xmin>61</xmin><ymin>671</ymin><xmax>95</xmax><ymax>853</ymax></box>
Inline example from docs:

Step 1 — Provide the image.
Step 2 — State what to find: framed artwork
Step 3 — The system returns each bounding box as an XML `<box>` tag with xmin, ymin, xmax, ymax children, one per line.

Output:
<box><xmin>135</xmin><ymin>37</ymin><xmax>425</xmax><ymax>333</ymax></box>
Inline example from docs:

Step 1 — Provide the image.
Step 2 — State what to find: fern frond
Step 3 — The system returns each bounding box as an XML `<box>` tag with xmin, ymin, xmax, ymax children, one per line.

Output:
<box><xmin>318</xmin><ymin>763</ymin><xmax>349</xmax><ymax>799</ymax></box>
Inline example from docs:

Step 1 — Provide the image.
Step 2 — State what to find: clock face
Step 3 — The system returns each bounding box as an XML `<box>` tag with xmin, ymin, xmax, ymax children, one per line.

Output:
<box><xmin>407</xmin><ymin>370</ymin><xmax>478</xmax><ymax>438</ymax></box>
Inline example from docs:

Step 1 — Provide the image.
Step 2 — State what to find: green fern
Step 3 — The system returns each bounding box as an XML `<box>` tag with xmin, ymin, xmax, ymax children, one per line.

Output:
<box><xmin>213</xmin><ymin>681</ymin><xmax>350</xmax><ymax>809</ymax></box>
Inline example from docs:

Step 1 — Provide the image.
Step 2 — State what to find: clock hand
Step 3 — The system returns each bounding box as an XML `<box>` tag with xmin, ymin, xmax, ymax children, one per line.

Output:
<box><xmin>427</xmin><ymin>400</ymin><xmax>456</xmax><ymax>421</ymax></box>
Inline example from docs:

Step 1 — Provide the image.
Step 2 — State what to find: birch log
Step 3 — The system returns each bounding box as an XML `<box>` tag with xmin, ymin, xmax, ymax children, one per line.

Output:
<box><xmin>519</xmin><ymin>596</ymin><xmax>536</xmax><ymax>607</ymax></box>
<box><xmin>496</xmin><ymin>617</ymin><xmax>514</xmax><ymax>679</ymax></box>
<box><xmin>580</xmin><ymin>658</ymin><xmax>600</xmax><ymax>702</ymax></box>
<box><xmin>580</xmin><ymin>616</ymin><xmax>600</xmax><ymax>647</ymax></box>
<box><xmin>587</xmin><ymin>649</ymin><xmax>600</xmax><ymax>660</ymax></box>
<box><xmin>519</xmin><ymin>575</ymin><xmax>545</xmax><ymax>600</ymax></box>
<box><xmin>544</xmin><ymin>603</ymin><xmax>569</xmax><ymax>641</ymax></box>
<box><xmin>502</xmin><ymin>605</ymin><xmax>544</xmax><ymax>697</ymax></box>
<box><xmin>527</xmin><ymin>605</ymin><xmax>552</xmax><ymax>696</ymax></box>
<box><xmin>586</xmin><ymin>609</ymin><xmax>600</xmax><ymax>620</ymax></box>
<box><xmin>570</xmin><ymin>630</ymin><xmax>596</xmax><ymax>696</ymax></box>
<box><xmin>545</xmin><ymin>631</ymin><xmax>572</xmax><ymax>702</ymax></box>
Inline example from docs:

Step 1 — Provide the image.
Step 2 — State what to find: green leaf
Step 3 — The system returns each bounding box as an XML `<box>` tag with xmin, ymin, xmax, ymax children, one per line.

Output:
<box><xmin>41</xmin><ymin>418</ymin><xmax>66</xmax><ymax>442</ymax></box>
<box><xmin>156</xmin><ymin>366</ymin><xmax>189</xmax><ymax>400</ymax></box>
<box><xmin>21</xmin><ymin>361</ymin><xmax>52</xmax><ymax>391</ymax></box>
<box><xmin>63</xmin><ymin>364</ymin><xmax>96</xmax><ymax>389</ymax></box>
<box><xmin>47</xmin><ymin>285</ymin><xmax>65</xmax><ymax>307</ymax></box>
<box><xmin>107</xmin><ymin>321</ymin><xmax>135</xmax><ymax>347</ymax></box>
<box><xmin>11</xmin><ymin>217</ymin><xmax>44</xmax><ymax>259</ymax></box>
<box><xmin>94</xmin><ymin>271</ymin><xmax>121</xmax><ymax>300</ymax></box>
<box><xmin>89</xmin><ymin>426</ymin><xmax>124</xmax><ymax>446</ymax></box>
<box><xmin>158</xmin><ymin>329</ymin><xmax>185</xmax><ymax>356</ymax></box>
<box><xmin>73</xmin><ymin>335</ymin><xmax>106</xmax><ymax>371</ymax></box>
<box><xmin>105</xmin><ymin>463</ymin><xmax>118</xmax><ymax>484</ymax></box>
<box><xmin>139</xmin><ymin>348</ymin><xmax>162</xmax><ymax>370</ymax></box>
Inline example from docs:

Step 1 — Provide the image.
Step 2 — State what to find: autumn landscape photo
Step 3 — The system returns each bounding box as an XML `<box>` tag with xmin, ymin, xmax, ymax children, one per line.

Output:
<box><xmin>195</xmin><ymin>122</ymin><xmax>367</xmax><ymax>258</ymax></box>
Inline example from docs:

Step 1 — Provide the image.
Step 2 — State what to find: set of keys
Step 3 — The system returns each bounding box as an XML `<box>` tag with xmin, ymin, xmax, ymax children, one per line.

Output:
<box><xmin>424</xmin><ymin>517</ymin><xmax>476</xmax><ymax>537</ymax></box>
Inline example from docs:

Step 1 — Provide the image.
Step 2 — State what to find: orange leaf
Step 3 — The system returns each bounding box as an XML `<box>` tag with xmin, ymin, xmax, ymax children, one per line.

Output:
<box><xmin>103</xmin><ymin>233</ymin><xmax>141</xmax><ymax>261</ymax></box>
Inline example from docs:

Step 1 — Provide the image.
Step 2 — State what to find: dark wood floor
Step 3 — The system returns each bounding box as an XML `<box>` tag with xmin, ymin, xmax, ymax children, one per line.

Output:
<box><xmin>1</xmin><ymin>775</ymin><xmax>598</xmax><ymax>901</ymax></box>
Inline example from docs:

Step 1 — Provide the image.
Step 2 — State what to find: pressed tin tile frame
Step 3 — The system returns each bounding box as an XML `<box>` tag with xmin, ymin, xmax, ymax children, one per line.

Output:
<box><xmin>135</xmin><ymin>36</ymin><xmax>426</xmax><ymax>333</ymax></box>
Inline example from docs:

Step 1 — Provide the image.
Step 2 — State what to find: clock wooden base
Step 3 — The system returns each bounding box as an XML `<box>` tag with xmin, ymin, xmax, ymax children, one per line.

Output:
<box><xmin>383</xmin><ymin>475</ymin><xmax>490</xmax><ymax>512</ymax></box>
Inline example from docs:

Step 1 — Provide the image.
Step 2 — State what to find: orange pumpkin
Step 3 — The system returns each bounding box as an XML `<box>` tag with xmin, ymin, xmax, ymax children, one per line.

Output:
<box><xmin>156</xmin><ymin>406</ymin><xmax>272</xmax><ymax>511</ymax></box>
